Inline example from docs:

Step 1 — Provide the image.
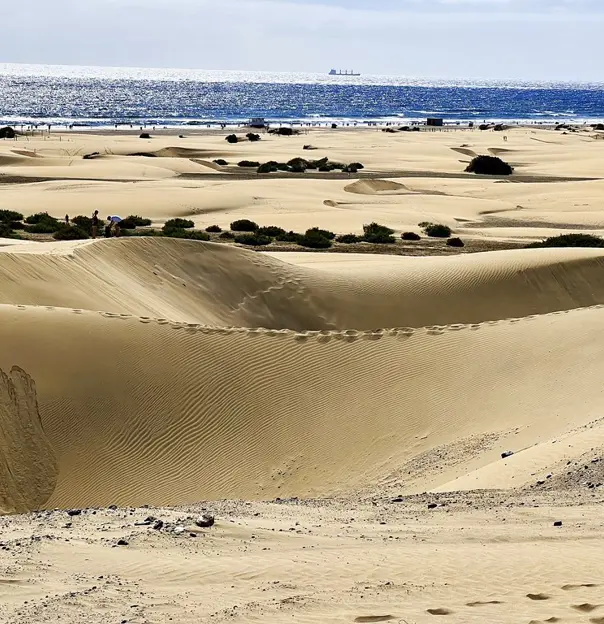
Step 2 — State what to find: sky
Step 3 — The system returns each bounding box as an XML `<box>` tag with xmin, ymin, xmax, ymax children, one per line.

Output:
<box><xmin>1</xmin><ymin>0</ymin><xmax>602</xmax><ymax>81</ymax></box>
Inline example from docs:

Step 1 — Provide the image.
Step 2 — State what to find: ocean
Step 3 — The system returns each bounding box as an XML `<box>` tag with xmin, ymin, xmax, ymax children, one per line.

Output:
<box><xmin>1</xmin><ymin>63</ymin><xmax>604</xmax><ymax>129</ymax></box>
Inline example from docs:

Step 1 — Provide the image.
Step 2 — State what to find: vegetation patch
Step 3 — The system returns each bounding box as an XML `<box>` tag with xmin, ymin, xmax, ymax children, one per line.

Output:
<box><xmin>230</xmin><ymin>219</ymin><xmax>259</xmax><ymax>232</ymax></box>
<box><xmin>257</xmin><ymin>225</ymin><xmax>286</xmax><ymax>238</ymax></box>
<box><xmin>363</xmin><ymin>222</ymin><xmax>395</xmax><ymax>244</ymax></box>
<box><xmin>527</xmin><ymin>233</ymin><xmax>604</xmax><ymax>248</ymax></box>
<box><xmin>164</xmin><ymin>218</ymin><xmax>195</xmax><ymax>230</ymax></box>
<box><xmin>466</xmin><ymin>155</ymin><xmax>513</xmax><ymax>176</ymax></box>
<box><xmin>420</xmin><ymin>222</ymin><xmax>452</xmax><ymax>238</ymax></box>
<box><xmin>53</xmin><ymin>225</ymin><xmax>89</xmax><ymax>240</ymax></box>
<box><xmin>234</xmin><ymin>233</ymin><xmax>272</xmax><ymax>246</ymax></box>
<box><xmin>205</xmin><ymin>225</ymin><xmax>222</xmax><ymax>233</ymax></box>
<box><xmin>298</xmin><ymin>229</ymin><xmax>333</xmax><ymax>249</ymax></box>
<box><xmin>447</xmin><ymin>237</ymin><xmax>465</xmax><ymax>248</ymax></box>
<box><xmin>402</xmin><ymin>231</ymin><xmax>421</xmax><ymax>241</ymax></box>
<box><xmin>336</xmin><ymin>233</ymin><xmax>363</xmax><ymax>244</ymax></box>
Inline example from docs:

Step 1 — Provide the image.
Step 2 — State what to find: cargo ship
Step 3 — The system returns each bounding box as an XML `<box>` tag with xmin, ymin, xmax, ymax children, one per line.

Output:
<box><xmin>329</xmin><ymin>69</ymin><xmax>361</xmax><ymax>76</ymax></box>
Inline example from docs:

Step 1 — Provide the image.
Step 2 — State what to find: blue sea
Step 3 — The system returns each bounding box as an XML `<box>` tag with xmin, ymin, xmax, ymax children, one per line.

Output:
<box><xmin>1</xmin><ymin>63</ymin><xmax>604</xmax><ymax>129</ymax></box>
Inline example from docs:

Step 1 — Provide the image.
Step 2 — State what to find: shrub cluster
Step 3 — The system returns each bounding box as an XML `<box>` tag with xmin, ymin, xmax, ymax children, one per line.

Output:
<box><xmin>363</xmin><ymin>222</ymin><xmax>395</xmax><ymax>244</ymax></box>
<box><xmin>53</xmin><ymin>225</ymin><xmax>89</xmax><ymax>240</ymax></box>
<box><xmin>225</xmin><ymin>134</ymin><xmax>238</xmax><ymax>143</ymax></box>
<box><xmin>234</xmin><ymin>233</ymin><xmax>272</xmax><ymax>246</ymax></box>
<box><xmin>466</xmin><ymin>155</ymin><xmax>513</xmax><ymax>176</ymax></box>
<box><xmin>255</xmin><ymin>156</ymin><xmax>364</xmax><ymax>174</ymax></box>
<box><xmin>447</xmin><ymin>237</ymin><xmax>465</xmax><ymax>248</ymax></box>
<box><xmin>526</xmin><ymin>233</ymin><xmax>604</xmax><ymax>249</ymax></box>
<box><xmin>205</xmin><ymin>225</ymin><xmax>222</xmax><ymax>233</ymax></box>
<box><xmin>246</xmin><ymin>133</ymin><xmax>261</xmax><ymax>142</ymax></box>
<box><xmin>401</xmin><ymin>231</ymin><xmax>421</xmax><ymax>241</ymax></box>
<box><xmin>420</xmin><ymin>222</ymin><xmax>452</xmax><ymax>238</ymax></box>
<box><xmin>230</xmin><ymin>219</ymin><xmax>259</xmax><ymax>232</ymax></box>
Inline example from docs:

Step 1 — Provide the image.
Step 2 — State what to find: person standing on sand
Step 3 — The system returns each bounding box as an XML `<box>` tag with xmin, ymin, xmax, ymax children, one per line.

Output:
<box><xmin>91</xmin><ymin>210</ymin><xmax>99</xmax><ymax>238</ymax></box>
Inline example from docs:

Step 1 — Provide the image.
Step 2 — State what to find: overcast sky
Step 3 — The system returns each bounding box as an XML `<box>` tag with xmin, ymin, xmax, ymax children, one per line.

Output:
<box><xmin>1</xmin><ymin>0</ymin><xmax>602</xmax><ymax>81</ymax></box>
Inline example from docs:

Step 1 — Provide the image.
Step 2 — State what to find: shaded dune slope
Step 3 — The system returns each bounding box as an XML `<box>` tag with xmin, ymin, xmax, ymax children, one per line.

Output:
<box><xmin>1</xmin><ymin>304</ymin><xmax>604</xmax><ymax>512</ymax></box>
<box><xmin>1</xmin><ymin>238</ymin><xmax>604</xmax><ymax>330</ymax></box>
<box><xmin>2</xmin><ymin>238</ymin><xmax>604</xmax><ymax>513</ymax></box>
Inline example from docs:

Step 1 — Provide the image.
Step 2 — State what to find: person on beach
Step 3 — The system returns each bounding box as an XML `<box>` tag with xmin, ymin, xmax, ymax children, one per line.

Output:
<box><xmin>91</xmin><ymin>210</ymin><xmax>99</xmax><ymax>238</ymax></box>
<box><xmin>107</xmin><ymin>215</ymin><xmax>123</xmax><ymax>237</ymax></box>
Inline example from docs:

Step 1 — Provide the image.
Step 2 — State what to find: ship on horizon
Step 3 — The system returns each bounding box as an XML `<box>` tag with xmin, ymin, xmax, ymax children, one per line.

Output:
<box><xmin>329</xmin><ymin>69</ymin><xmax>361</xmax><ymax>76</ymax></box>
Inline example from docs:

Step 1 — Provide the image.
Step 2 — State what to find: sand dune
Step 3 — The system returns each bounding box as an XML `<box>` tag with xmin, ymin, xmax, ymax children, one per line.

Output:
<box><xmin>1</xmin><ymin>238</ymin><xmax>604</xmax><ymax>513</ymax></box>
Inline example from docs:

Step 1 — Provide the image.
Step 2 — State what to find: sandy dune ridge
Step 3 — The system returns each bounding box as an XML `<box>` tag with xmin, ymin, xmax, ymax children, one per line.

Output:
<box><xmin>1</xmin><ymin>239</ymin><xmax>604</xmax><ymax>514</ymax></box>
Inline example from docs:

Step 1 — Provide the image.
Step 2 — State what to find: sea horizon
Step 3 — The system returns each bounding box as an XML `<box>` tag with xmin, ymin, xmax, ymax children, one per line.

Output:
<box><xmin>2</xmin><ymin>61</ymin><xmax>604</xmax><ymax>128</ymax></box>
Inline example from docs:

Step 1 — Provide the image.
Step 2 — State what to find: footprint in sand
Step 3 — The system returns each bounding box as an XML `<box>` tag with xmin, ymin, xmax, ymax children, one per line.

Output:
<box><xmin>527</xmin><ymin>594</ymin><xmax>551</xmax><ymax>601</ymax></box>
<box><xmin>590</xmin><ymin>618</ymin><xmax>604</xmax><ymax>624</ymax></box>
<box><xmin>466</xmin><ymin>600</ymin><xmax>503</xmax><ymax>607</ymax></box>
<box><xmin>354</xmin><ymin>617</ymin><xmax>395</xmax><ymax>623</ymax></box>
<box><xmin>427</xmin><ymin>608</ymin><xmax>452</xmax><ymax>616</ymax></box>
<box><xmin>562</xmin><ymin>584</ymin><xmax>599</xmax><ymax>591</ymax></box>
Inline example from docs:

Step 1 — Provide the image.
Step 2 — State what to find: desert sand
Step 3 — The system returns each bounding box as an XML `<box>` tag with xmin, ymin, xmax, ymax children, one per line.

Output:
<box><xmin>1</xmin><ymin>127</ymin><xmax>603</xmax><ymax>623</ymax></box>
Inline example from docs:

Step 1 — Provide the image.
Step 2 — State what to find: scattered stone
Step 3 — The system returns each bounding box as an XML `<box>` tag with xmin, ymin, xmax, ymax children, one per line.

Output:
<box><xmin>139</xmin><ymin>133</ymin><xmax>151</xmax><ymax>139</ymax></box>
<box><xmin>428</xmin><ymin>503</ymin><xmax>438</xmax><ymax>510</ymax></box>
<box><xmin>67</xmin><ymin>509</ymin><xmax>82</xmax><ymax>517</ymax></box>
<box><xmin>117</xmin><ymin>539</ymin><xmax>129</xmax><ymax>546</ymax></box>
<box><xmin>153</xmin><ymin>520</ymin><xmax>164</xmax><ymax>530</ymax></box>
<box><xmin>195</xmin><ymin>514</ymin><xmax>215</xmax><ymax>528</ymax></box>
<box><xmin>554</xmin><ymin>521</ymin><xmax>563</xmax><ymax>527</ymax></box>
<box><xmin>501</xmin><ymin>451</ymin><xmax>515</xmax><ymax>459</ymax></box>
<box><xmin>173</xmin><ymin>526</ymin><xmax>186</xmax><ymax>535</ymax></box>
<box><xmin>108</xmin><ymin>505</ymin><xmax>118</xmax><ymax>511</ymax></box>
<box><xmin>391</xmin><ymin>497</ymin><xmax>404</xmax><ymax>503</ymax></box>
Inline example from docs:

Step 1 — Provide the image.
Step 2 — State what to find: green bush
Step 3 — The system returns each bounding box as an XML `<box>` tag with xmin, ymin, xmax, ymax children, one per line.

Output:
<box><xmin>349</xmin><ymin>162</ymin><xmax>364</xmax><ymax>170</ymax></box>
<box><xmin>0</xmin><ymin>223</ymin><xmax>21</xmax><ymax>239</ymax></box>
<box><xmin>402</xmin><ymin>231</ymin><xmax>421</xmax><ymax>241</ymax></box>
<box><xmin>336</xmin><ymin>233</ymin><xmax>363</xmax><ymax>244</ymax></box>
<box><xmin>72</xmin><ymin>215</ymin><xmax>93</xmax><ymax>232</ymax></box>
<box><xmin>26</xmin><ymin>221</ymin><xmax>61</xmax><ymax>234</ymax></box>
<box><xmin>225</xmin><ymin>134</ymin><xmax>238</xmax><ymax>144</ymax></box>
<box><xmin>0</xmin><ymin>210</ymin><xmax>23</xmax><ymax>223</ymax></box>
<box><xmin>213</xmin><ymin>159</ymin><xmax>229</xmax><ymax>166</ymax></box>
<box><xmin>205</xmin><ymin>225</ymin><xmax>222</xmax><ymax>233</ymax></box>
<box><xmin>118</xmin><ymin>218</ymin><xmax>137</xmax><ymax>230</ymax></box>
<box><xmin>306</xmin><ymin>227</ymin><xmax>335</xmax><ymax>240</ymax></box>
<box><xmin>25</xmin><ymin>212</ymin><xmax>59</xmax><ymax>226</ymax></box>
<box><xmin>53</xmin><ymin>225</ymin><xmax>89</xmax><ymax>240</ymax></box>
<box><xmin>257</xmin><ymin>161</ymin><xmax>279</xmax><ymax>174</ymax></box>
<box><xmin>238</xmin><ymin>160</ymin><xmax>261</xmax><ymax>168</ymax></box>
<box><xmin>527</xmin><ymin>233</ymin><xmax>604</xmax><ymax>249</ymax></box>
<box><xmin>299</xmin><ymin>230</ymin><xmax>333</xmax><ymax>249</ymax></box>
<box><xmin>164</xmin><ymin>218</ymin><xmax>195</xmax><ymax>230</ymax></box>
<box><xmin>276</xmin><ymin>230</ymin><xmax>302</xmax><ymax>243</ymax></box>
<box><xmin>466</xmin><ymin>155</ymin><xmax>513</xmax><ymax>176</ymax></box>
<box><xmin>219</xmin><ymin>231</ymin><xmax>236</xmax><ymax>239</ymax></box>
<box><xmin>421</xmin><ymin>222</ymin><xmax>452</xmax><ymax>238</ymax></box>
<box><xmin>126</xmin><ymin>215</ymin><xmax>152</xmax><ymax>227</ymax></box>
<box><xmin>164</xmin><ymin>228</ymin><xmax>210</xmax><ymax>241</ymax></box>
<box><xmin>257</xmin><ymin>225</ymin><xmax>286</xmax><ymax>238</ymax></box>
<box><xmin>363</xmin><ymin>222</ymin><xmax>395</xmax><ymax>243</ymax></box>
<box><xmin>235</xmin><ymin>233</ymin><xmax>272</xmax><ymax>246</ymax></box>
<box><xmin>230</xmin><ymin>219</ymin><xmax>259</xmax><ymax>232</ymax></box>
<box><xmin>447</xmin><ymin>237</ymin><xmax>465</xmax><ymax>248</ymax></box>
<box><xmin>246</xmin><ymin>133</ymin><xmax>261</xmax><ymax>142</ymax></box>
<box><xmin>120</xmin><ymin>228</ymin><xmax>161</xmax><ymax>237</ymax></box>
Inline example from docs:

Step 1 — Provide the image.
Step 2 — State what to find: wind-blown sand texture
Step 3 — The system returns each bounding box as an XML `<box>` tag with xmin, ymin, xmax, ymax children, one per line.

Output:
<box><xmin>1</xmin><ymin>128</ymin><xmax>603</xmax><ymax>623</ymax></box>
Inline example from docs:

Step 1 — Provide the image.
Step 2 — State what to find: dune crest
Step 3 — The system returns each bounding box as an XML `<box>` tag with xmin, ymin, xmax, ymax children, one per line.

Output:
<box><xmin>0</xmin><ymin>238</ymin><xmax>603</xmax><ymax>510</ymax></box>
